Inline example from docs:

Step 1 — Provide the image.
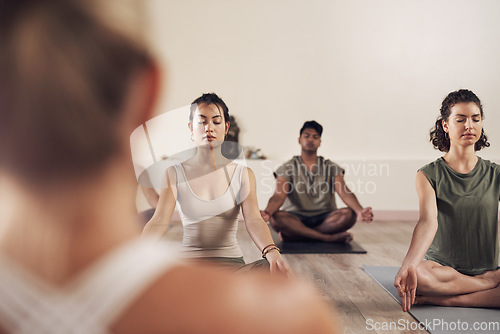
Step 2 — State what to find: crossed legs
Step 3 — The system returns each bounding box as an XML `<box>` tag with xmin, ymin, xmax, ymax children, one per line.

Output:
<box><xmin>269</xmin><ymin>208</ymin><xmax>356</xmax><ymax>243</ymax></box>
<box><xmin>414</xmin><ymin>260</ymin><xmax>500</xmax><ymax>308</ymax></box>
<box><xmin>416</xmin><ymin>285</ymin><xmax>500</xmax><ymax>308</ymax></box>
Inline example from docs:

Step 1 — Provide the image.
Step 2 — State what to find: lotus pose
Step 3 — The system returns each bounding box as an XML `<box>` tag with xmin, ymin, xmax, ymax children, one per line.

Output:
<box><xmin>261</xmin><ymin>121</ymin><xmax>373</xmax><ymax>243</ymax></box>
<box><xmin>143</xmin><ymin>93</ymin><xmax>290</xmax><ymax>275</ymax></box>
<box><xmin>394</xmin><ymin>89</ymin><xmax>500</xmax><ymax>311</ymax></box>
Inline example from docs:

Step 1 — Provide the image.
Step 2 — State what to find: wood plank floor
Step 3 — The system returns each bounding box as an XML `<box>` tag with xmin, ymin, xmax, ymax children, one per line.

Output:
<box><xmin>162</xmin><ymin>220</ymin><xmax>435</xmax><ymax>333</ymax></box>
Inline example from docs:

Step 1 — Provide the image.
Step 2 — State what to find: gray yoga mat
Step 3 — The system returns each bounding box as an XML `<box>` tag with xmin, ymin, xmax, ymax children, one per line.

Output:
<box><xmin>363</xmin><ymin>265</ymin><xmax>500</xmax><ymax>334</ymax></box>
<box><xmin>270</xmin><ymin>228</ymin><xmax>367</xmax><ymax>254</ymax></box>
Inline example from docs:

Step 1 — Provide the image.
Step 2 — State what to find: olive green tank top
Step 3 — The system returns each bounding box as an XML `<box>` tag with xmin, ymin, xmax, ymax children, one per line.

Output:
<box><xmin>420</xmin><ymin>157</ymin><xmax>500</xmax><ymax>275</ymax></box>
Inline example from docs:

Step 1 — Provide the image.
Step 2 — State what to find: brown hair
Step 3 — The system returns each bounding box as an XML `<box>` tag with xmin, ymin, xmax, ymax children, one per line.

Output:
<box><xmin>189</xmin><ymin>93</ymin><xmax>230</xmax><ymax>124</ymax></box>
<box><xmin>430</xmin><ymin>89</ymin><xmax>490</xmax><ymax>152</ymax></box>
<box><xmin>0</xmin><ymin>0</ymin><xmax>153</xmax><ymax>184</ymax></box>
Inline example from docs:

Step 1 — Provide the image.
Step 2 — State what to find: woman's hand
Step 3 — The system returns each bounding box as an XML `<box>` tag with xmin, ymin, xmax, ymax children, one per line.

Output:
<box><xmin>265</xmin><ymin>250</ymin><xmax>291</xmax><ymax>278</ymax></box>
<box><xmin>394</xmin><ymin>265</ymin><xmax>418</xmax><ymax>312</ymax></box>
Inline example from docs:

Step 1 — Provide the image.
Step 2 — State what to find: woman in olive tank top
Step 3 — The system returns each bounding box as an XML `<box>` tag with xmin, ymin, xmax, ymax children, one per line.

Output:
<box><xmin>394</xmin><ymin>89</ymin><xmax>500</xmax><ymax>311</ymax></box>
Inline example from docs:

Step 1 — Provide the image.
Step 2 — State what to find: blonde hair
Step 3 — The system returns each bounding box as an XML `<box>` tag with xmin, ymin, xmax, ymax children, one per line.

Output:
<box><xmin>0</xmin><ymin>0</ymin><xmax>153</xmax><ymax>184</ymax></box>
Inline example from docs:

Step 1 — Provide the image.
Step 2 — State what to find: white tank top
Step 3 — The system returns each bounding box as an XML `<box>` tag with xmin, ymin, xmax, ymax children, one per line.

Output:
<box><xmin>174</xmin><ymin>163</ymin><xmax>244</xmax><ymax>258</ymax></box>
<box><xmin>0</xmin><ymin>239</ymin><xmax>177</xmax><ymax>334</ymax></box>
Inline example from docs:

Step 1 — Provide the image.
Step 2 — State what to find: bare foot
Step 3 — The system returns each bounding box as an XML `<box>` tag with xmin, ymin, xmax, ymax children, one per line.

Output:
<box><xmin>325</xmin><ymin>232</ymin><xmax>353</xmax><ymax>243</ymax></box>
<box><xmin>279</xmin><ymin>232</ymin><xmax>302</xmax><ymax>242</ymax></box>
<box><xmin>476</xmin><ymin>269</ymin><xmax>500</xmax><ymax>288</ymax></box>
<box><xmin>280</xmin><ymin>231</ymin><xmax>353</xmax><ymax>243</ymax></box>
<box><xmin>279</xmin><ymin>232</ymin><xmax>317</xmax><ymax>242</ymax></box>
<box><xmin>414</xmin><ymin>295</ymin><xmax>447</xmax><ymax>307</ymax></box>
<box><xmin>415</xmin><ymin>294</ymin><xmax>466</xmax><ymax>308</ymax></box>
<box><xmin>414</xmin><ymin>295</ymin><xmax>429</xmax><ymax>306</ymax></box>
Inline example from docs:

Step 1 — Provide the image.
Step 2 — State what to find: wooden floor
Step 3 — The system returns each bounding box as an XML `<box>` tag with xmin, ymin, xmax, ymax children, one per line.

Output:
<box><xmin>164</xmin><ymin>220</ymin><xmax>427</xmax><ymax>334</ymax></box>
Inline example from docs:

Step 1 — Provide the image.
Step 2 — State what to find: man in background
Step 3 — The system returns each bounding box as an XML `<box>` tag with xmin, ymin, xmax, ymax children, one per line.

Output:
<box><xmin>261</xmin><ymin>121</ymin><xmax>373</xmax><ymax>242</ymax></box>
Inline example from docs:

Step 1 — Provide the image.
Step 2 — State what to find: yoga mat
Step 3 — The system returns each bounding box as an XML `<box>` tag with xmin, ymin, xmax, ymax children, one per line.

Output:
<box><xmin>363</xmin><ymin>265</ymin><xmax>500</xmax><ymax>334</ymax></box>
<box><xmin>270</xmin><ymin>228</ymin><xmax>367</xmax><ymax>254</ymax></box>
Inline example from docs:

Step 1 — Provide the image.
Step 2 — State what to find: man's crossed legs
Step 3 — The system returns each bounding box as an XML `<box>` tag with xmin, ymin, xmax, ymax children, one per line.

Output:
<box><xmin>270</xmin><ymin>208</ymin><xmax>356</xmax><ymax>243</ymax></box>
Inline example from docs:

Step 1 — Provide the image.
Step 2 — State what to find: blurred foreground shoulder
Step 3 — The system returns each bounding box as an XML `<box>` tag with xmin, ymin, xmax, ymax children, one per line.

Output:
<box><xmin>113</xmin><ymin>263</ymin><xmax>340</xmax><ymax>334</ymax></box>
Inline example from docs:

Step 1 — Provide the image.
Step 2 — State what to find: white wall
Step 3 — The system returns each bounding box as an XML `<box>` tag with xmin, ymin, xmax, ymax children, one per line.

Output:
<box><xmin>245</xmin><ymin>159</ymin><xmax>432</xmax><ymax>213</ymax></box>
<box><xmin>139</xmin><ymin>0</ymin><xmax>500</xmax><ymax>213</ymax></box>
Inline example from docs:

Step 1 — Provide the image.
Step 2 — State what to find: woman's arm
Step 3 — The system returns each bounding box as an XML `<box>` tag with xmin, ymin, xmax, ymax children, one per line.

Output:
<box><xmin>260</xmin><ymin>176</ymin><xmax>290</xmax><ymax>221</ymax></box>
<box><xmin>140</xmin><ymin>185</ymin><xmax>160</xmax><ymax>209</ymax></box>
<box><xmin>240</xmin><ymin>168</ymin><xmax>290</xmax><ymax>276</ymax></box>
<box><xmin>142</xmin><ymin>167</ymin><xmax>178</xmax><ymax>239</ymax></box>
<box><xmin>394</xmin><ymin>170</ymin><xmax>439</xmax><ymax>311</ymax></box>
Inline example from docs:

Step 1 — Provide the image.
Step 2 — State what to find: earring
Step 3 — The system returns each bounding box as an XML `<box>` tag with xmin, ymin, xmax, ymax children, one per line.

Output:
<box><xmin>191</xmin><ymin>134</ymin><xmax>194</xmax><ymax>141</ymax></box>
<box><xmin>444</xmin><ymin>132</ymin><xmax>449</xmax><ymax>140</ymax></box>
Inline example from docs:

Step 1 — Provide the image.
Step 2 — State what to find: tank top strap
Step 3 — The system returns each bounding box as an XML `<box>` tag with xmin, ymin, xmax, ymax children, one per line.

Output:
<box><xmin>0</xmin><ymin>239</ymin><xmax>177</xmax><ymax>334</ymax></box>
<box><xmin>228</xmin><ymin>163</ymin><xmax>244</xmax><ymax>205</ymax></box>
<box><xmin>172</xmin><ymin>164</ymin><xmax>187</xmax><ymax>185</ymax></box>
<box><xmin>68</xmin><ymin>239</ymin><xmax>177</xmax><ymax>328</ymax></box>
<box><xmin>172</xmin><ymin>164</ymin><xmax>189</xmax><ymax>199</ymax></box>
<box><xmin>0</xmin><ymin>255</ymin><xmax>56</xmax><ymax>333</ymax></box>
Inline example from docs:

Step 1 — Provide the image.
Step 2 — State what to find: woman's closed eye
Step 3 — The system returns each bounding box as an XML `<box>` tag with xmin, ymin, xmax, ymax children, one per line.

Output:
<box><xmin>456</xmin><ymin>118</ymin><xmax>481</xmax><ymax>123</ymax></box>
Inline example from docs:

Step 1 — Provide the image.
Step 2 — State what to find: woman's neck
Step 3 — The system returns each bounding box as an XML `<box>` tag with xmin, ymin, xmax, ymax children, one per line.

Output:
<box><xmin>191</xmin><ymin>145</ymin><xmax>228</xmax><ymax>171</ymax></box>
<box><xmin>0</xmin><ymin>158</ymin><xmax>139</xmax><ymax>285</ymax></box>
<box><xmin>443</xmin><ymin>144</ymin><xmax>478</xmax><ymax>173</ymax></box>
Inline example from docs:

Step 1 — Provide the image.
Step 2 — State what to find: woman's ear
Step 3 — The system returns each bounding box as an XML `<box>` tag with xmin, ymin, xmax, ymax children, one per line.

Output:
<box><xmin>442</xmin><ymin>118</ymin><xmax>449</xmax><ymax>133</ymax></box>
<box><xmin>188</xmin><ymin>122</ymin><xmax>193</xmax><ymax>133</ymax></box>
<box><xmin>225</xmin><ymin>121</ymin><xmax>230</xmax><ymax>135</ymax></box>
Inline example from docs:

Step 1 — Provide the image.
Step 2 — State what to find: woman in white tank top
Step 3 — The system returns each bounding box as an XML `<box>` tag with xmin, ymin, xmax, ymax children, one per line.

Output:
<box><xmin>143</xmin><ymin>93</ymin><xmax>290</xmax><ymax>275</ymax></box>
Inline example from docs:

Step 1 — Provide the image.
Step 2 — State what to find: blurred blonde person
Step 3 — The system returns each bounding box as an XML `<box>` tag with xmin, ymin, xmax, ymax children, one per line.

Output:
<box><xmin>0</xmin><ymin>1</ymin><xmax>338</xmax><ymax>333</ymax></box>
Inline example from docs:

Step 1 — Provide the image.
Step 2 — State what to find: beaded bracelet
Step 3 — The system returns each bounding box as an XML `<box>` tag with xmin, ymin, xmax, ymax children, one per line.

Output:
<box><xmin>261</xmin><ymin>243</ymin><xmax>276</xmax><ymax>256</ymax></box>
<box><xmin>262</xmin><ymin>245</ymin><xmax>280</xmax><ymax>259</ymax></box>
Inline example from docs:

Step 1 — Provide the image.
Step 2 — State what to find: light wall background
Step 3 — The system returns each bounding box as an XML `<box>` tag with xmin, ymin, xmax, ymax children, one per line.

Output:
<box><xmin>139</xmin><ymin>0</ymin><xmax>500</xmax><ymax>215</ymax></box>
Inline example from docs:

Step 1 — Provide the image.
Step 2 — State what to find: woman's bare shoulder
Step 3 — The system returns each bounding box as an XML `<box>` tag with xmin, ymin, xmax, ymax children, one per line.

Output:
<box><xmin>113</xmin><ymin>263</ymin><xmax>340</xmax><ymax>334</ymax></box>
